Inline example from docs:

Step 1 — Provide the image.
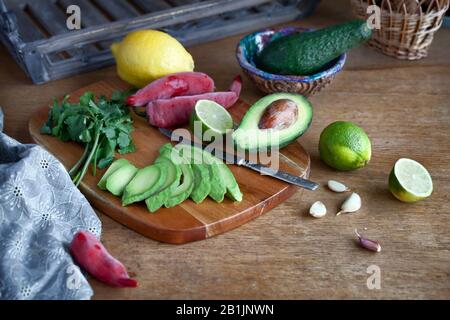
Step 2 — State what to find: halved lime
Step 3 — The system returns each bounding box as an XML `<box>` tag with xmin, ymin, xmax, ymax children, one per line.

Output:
<box><xmin>389</xmin><ymin>158</ymin><xmax>433</xmax><ymax>203</ymax></box>
<box><xmin>190</xmin><ymin>100</ymin><xmax>233</xmax><ymax>139</ymax></box>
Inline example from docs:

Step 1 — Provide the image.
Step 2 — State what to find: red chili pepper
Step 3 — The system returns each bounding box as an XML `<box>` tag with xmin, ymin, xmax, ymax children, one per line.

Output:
<box><xmin>70</xmin><ymin>231</ymin><xmax>138</xmax><ymax>288</ymax></box>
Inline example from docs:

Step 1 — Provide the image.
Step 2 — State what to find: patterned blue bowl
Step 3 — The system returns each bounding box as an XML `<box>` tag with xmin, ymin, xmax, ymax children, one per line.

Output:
<box><xmin>236</xmin><ymin>26</ymin><xmax>346</xmax><ymax>96</ymax></box>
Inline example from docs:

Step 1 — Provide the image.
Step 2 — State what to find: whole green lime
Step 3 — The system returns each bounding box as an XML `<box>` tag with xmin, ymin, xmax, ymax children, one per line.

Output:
<box><xmin>319</xmin><ymin>121</ymin><xmax>371</xmax><ymax>171</ymax></box>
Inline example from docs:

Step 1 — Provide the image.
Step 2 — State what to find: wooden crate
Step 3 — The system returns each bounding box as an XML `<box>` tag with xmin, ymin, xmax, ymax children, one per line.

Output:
<box><xmin>0</xmin><ymin>0</ymin><xmax>319</xmax><ymax>84</ymax></box>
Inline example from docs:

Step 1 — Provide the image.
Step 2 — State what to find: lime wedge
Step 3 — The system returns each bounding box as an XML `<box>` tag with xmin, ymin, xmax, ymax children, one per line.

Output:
<box><xmin>190</xmin><ymin>100</ymin><xmax>233</xmax><ymax>137</ymax></box>
<box><xmin>389</xmin><ymin>158</ymin><xmax>433</xmax><ymax>203</ymax></box>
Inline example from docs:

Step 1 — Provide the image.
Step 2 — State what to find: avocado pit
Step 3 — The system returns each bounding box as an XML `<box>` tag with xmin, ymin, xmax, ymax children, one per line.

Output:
<box><xmin>258</xmin><ymin>99</ymin><xmax>298</xmax><ymax>130</ymax></box>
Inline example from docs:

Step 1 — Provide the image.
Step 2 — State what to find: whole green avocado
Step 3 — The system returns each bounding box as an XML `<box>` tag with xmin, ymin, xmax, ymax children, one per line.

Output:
<box><xmin>256</xmin><ymin>20</ymin><xmax>372</xmax><ymax>76</ymax></box>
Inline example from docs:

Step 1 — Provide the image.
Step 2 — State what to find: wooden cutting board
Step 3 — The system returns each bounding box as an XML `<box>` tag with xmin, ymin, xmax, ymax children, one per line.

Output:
<box><xmin>28</xmin><ymin>79</ymin><xmax>311</xmax><ymax>244</ymax></box>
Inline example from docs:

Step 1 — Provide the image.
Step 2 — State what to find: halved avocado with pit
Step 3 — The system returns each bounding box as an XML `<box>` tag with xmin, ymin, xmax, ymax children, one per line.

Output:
<box><xmin>232</xmin><ymin>93</ymin><xmax>313</xmax><ymax>151</ymax></box>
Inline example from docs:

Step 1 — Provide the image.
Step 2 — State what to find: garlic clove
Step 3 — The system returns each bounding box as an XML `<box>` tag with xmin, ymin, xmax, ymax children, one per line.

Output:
<box><xmin>336</xmin><ymin>192</ymin><xmax>361</xmax><ymax>216</ymax></box>
<box><xmin>355</xmin><ymin>229</ymin><xmax>381</xmax><ymax>253</ymax></box>
<box><xmin>327</xmin><ymin>180</ymin><xmax>350</xmax><ymax>193</ymax></box>
<box><xmin>309</xmin><ymin>201</ymin><xmax>327</xmax><ymax>218</ymax></box>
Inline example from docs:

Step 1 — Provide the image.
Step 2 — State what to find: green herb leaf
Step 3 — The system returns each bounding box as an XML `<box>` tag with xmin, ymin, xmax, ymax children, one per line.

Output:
<box><xmin>79</xmin><ymin>92</ymin><xmax>94</xmax><ymax>107</ymax></box>
<box><xmin>118</xmin><ymin>141</ymin><xmax>136</xmax><ymax>155</ymax></box>
<box><xmin>40</xmin><ymin>89</ymin><xmax>136</xmax><ymax>187</ymax></box>
<box><xmin>103</xmin><ymin>127</ymin><xmax>116</xmax><ymax>139</ymax></box>
<box><xmin>117</xmin><ymin>132</ymin><xmax>131</xmax><ymax>149</ymax></box>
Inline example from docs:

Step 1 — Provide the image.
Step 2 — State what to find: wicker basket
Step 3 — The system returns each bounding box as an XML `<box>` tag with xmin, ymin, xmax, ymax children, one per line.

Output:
<box><xmin>351</xmin><ymin>0</ymin><xmax>449</xmax><ymax>60</ymax></box>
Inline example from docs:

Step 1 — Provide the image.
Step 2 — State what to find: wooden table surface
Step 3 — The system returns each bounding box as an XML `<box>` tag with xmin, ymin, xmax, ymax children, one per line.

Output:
<box><xmin>1</xmin><ymin>0</ymin><xmax>449</xmax><ymax>299</ymax></box>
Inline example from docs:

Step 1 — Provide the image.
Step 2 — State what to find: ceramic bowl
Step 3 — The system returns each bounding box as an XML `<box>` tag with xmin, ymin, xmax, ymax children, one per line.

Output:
<box><xmin>236</xmin><ymin>26</ymin><xmax>346</xmax><ymax>96</ymax></box>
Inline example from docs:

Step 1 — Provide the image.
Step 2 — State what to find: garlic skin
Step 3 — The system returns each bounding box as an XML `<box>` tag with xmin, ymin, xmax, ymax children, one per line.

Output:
<box><xmin>355</xmin><ymin>229</ymin><xmax>381</xmax><ymax>253</ymax></box>
<box><xmin>309</xmin><ymin>201</ymin><xmax>327</xmax><ymax>218</ymax></box>
<box><xmin>337</xmin><ymin>192</ymin><xmax>361</xmax><ymax>216</ymax></box>
<box><xmin>327</xmin><ymin>180</ymin><xmax>350</xmax><ymax>193</ymax></box>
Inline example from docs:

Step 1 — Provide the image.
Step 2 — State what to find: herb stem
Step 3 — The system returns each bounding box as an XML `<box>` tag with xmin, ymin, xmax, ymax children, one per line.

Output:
<box><xmin>69</xmin><ymin>142</ymin><xmax>91</xmax><ymax>177</ymax></box>
<box><xmin>92</xmin><ymin>142</ymin><xmax>101</xmax><ymax>177</ymax></box>
<box><xmin>74</xmin><ymin>124</ymin><xmax>102</xmax><ymax>187</ymax></box>
<box><xmin>72</xmin><ymin>170</ymin><xmax>82</xmax><ymax>185</ymax></box>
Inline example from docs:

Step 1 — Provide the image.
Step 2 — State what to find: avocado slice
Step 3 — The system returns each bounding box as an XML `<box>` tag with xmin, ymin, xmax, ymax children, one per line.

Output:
<box><xmin>191</xmin><ymin>164</ymin><xmax>211</xmax><ymax>204</ymax></box>
<box><xmin>122</xmin><ymin>163</ymin><xmax>167</xmax><ymax>206</ymax></box>
<box><xmin>176</xmin><ymin>144</ymin><xmax>242</xmax><ymax>202</ymax></box>
<box><xmin>164</xmin><ymin>148</ymin><xmax>195</xmax><ymax>208</ymax></box>
<box><xmin>232</xmin><ymin>93</ymin><xmax>312</xmax><ymax>151</ymax></box>
<box><xmin>98</xmin><ymin>158</ymin><xmax>130</xmax><ymax>190</ymax></box>
<box><xmin>210</xmin><ymin>156</ymin><xmax>242</xmax><ymax>203</ymax></box>
<box><xmin>106</xmin><ymin>164</ymin><xmax>138</xmax><ymax>196</ymax></box>
<box><xmin>177</xmin><ymin>146</ymin><xmax>211</xmax><ymax>204</ymax></box>
<box><xmin>145</xmin><ymin>151</ymin><xmax>181</xmax><ymax>213</ymax></box>
<box><xmin>175</xmin><ymin>144</ymin><xmax>225</xmax><ymax>202</ymax></box>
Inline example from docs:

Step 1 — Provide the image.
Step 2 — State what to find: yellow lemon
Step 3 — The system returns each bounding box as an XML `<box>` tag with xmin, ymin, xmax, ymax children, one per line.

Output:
<box><xmin>111</xmin><ymin>30</ymin><xmax>194</xmax><ymax>88</ymax></box>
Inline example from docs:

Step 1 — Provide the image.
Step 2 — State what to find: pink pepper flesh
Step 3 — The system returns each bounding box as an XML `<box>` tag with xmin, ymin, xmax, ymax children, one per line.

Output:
<box><xmin>70</xmin><ymin>231</ymin><xmax>138</xmax><ymax>288</ymax></box>
<box><xmin>126</xmin><ymin>72</ymin><xmax>215</xmax><ymax>107</ymax></box>
<box><xmin>147</xmin><ymin>75</ymin><xmax>242</xmax><ymax>128</ymax></box>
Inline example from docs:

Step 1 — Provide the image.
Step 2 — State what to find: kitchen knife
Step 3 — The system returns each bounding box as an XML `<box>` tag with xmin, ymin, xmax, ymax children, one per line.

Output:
<box><xmin>159</xmin><ymin>128</ymin><xmax>318</xmax><ymax>191</ymax></box>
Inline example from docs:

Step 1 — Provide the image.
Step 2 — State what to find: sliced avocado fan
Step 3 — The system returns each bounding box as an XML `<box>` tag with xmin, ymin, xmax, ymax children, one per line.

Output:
<box><xmin>175</xmin><ymin>144</ymin><xmax>242</xmax><ymax>202</ymax></box>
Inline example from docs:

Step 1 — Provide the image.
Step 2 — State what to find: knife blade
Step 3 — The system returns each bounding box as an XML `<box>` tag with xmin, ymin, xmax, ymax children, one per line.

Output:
<box><xmin>158</xmin><ymin>128</ymin><xmax>318</xmax><ymax>191</ymax></box>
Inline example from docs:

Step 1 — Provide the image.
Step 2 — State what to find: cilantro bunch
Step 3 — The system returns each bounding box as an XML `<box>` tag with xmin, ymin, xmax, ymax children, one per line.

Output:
<box><xmin>41</xmin><ymin>90</ymin><xmax>136</xmax><ymax>186</ymax></box>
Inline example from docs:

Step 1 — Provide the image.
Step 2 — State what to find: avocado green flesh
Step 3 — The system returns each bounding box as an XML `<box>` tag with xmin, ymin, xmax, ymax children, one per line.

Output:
<box><xmin>257</xmin><ymin>20</ymin><xmax>371</xmax><ymax>75</ymax></box>
<box><xmin>122</xmin><ymin>163</ymin><xmax>167</xmax><ymax>206</ymax></box>
<box><xmin>97</xmin><ymin>158</ymin><xmax>130</xmax><ymax>190</ymax></box>
<box><xmin>164</xmin><ymin>162</ymin><xmax>194</xmax><ymax>208</ymax></box>
<box><xmin>106</xmin><ymin>164</ymin><xmax>138</xmax><ymax>196</ymax></box>
<box><xmin>175</xmin><ymin>144</ymin><xmax>225</xmax><ymax>202</ymax></box>
<box><xmin>210</xmin><ymin>157</ymin><xmax>242</xmax><ymax>202</ymax></box>
<box><xmin>177</xmin><ymin>145</ymin><xmax>211</xmax><ymax>204</ymax></box>
<box><xmin>208</xmin><ymin>164</ymin><xmax>227</xmax><ymax>203</ymax></box>
<box><xmin>190</xmin><ymin>164</ymin><xmax>211</xmax><ymax>204</ymax></box>
<box><xmin>175</xmin><ymin>144</ymin><xmax>242</xmax><ymax>203</ymax></box>
<box><xmin>232</xmin><ymin>93</ymin><xmax>313</xmax><ymax>151</ymax></box>
<box><xmin>145</xmin><ymin>149</ymin><xmax>181</xmax><ymax>213</ymax></box>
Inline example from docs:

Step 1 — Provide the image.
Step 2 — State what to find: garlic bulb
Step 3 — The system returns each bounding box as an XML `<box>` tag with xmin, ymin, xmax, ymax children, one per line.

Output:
<box><xmin>309</xmin><ymin>201</ymin><xmax>327</xmax><ymax>218</ymax></box>
<box><xmin>327</xmin><ymin>180</ymin><xmax>350</xmax><ymax>193</ymax></box>
<box><xmin>337</xmin><ymin>193</ymin><xmax>361</xmax><ymax>216</ymax></box>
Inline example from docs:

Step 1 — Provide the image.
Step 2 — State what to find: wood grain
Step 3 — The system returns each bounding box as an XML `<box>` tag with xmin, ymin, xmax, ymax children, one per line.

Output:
<box><xmin>28</xmin><ymin>79</ymin><xmax>310</xmax><ymax>244</ymax></box>
<box><xmin>1</xmin><ymin>0</ymin><xmax>449</xmax><ymax>299</ymax></box>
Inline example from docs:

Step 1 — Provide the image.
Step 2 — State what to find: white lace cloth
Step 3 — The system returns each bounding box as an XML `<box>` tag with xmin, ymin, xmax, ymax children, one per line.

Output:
<box><xmin>0</xmin><ymin>107</ymin><xmax>102</xmax><ymax>300</ymax></box>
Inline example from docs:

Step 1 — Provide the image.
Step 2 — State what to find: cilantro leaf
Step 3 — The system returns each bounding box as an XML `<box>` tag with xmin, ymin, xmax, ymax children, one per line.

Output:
<box><xmin>40</xmin><ymin>89</ymin><xmax>136</xmax><ymax>186</ymax></box>
<box><xmin>117</xmin><ymin>132</ymin><xmax>131</xmax><ymax>149</ymax></box>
